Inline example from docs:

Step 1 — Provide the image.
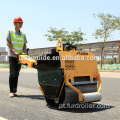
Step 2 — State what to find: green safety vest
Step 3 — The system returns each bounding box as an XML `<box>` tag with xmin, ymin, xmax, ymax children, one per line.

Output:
<box><xmin>10</xmin><ymin>29</ymin><xmax>25</xmax><ymax>53</ymax></box>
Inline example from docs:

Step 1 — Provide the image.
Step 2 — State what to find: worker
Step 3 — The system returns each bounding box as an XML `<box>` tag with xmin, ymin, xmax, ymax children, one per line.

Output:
<box><xmin>6</xmin><ymin>16</ymin><xmax>27</xmax><ymax>98</ymax></box>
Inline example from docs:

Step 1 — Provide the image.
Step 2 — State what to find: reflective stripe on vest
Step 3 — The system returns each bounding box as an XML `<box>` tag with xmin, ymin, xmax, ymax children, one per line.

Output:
<box><xmin>13</xmin><ymin>46</ymin><xmax>23</xmax><ymax>50</ymax></box>
<box><xmin>10</xmin><ymin>29</ymin><xmax>25</xmax><ymax>53</ymax></box>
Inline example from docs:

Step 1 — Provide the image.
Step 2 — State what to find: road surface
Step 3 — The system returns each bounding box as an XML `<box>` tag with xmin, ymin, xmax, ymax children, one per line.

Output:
<box><xmin>0</xmin><ymin>69</ymin><xmax>120</xmax><ymax>120</ymax></box>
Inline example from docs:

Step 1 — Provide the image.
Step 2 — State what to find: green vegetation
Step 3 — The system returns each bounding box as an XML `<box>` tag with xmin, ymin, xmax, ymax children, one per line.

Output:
<box><xmin>93</xmin><ymin>13</ymin><xmax>120</xmax><ymax>69</ymax></box>
<box><xmin>44</xmin><ymin>27</ymin><xmax>86</xmax><ymax>46</ymax></box>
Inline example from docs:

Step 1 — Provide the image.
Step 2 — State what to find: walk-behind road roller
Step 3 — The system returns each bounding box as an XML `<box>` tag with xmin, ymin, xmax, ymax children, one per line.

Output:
<box><xmin>19</xmin><ymin>38</ymin><xmax>102</xmax><ymax>107</ymax></box>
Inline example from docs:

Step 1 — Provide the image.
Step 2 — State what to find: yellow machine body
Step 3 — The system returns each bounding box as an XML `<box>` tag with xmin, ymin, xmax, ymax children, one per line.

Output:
<box><xmin>58</xmin><ymin>51</ymin><xmax>101</xmax><ymax>101</ymax></box>
<box><xmin>18</xmin><ymin>38</ymin><xmax>102</xmax><ymax>105</ymax></box>
<box><xmin>19</xmin><ymin>55</ymin><xmax>37</xmax><ymax>68</ymax></box>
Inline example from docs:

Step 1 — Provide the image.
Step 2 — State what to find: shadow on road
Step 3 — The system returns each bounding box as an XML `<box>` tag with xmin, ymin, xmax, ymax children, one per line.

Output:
<box><xmin>47</xmin><ymin>102</ymin><xmax>115</xmax><ymax>113</ymax></box>
<box><xmin>21</xmin><ymin>95</ymin><xmax>45</xmax><ymax>100</ymax></box>
<box><xmin>20</xmin><ymin>95</ymin><xmax>115</xmax><ymax>113</ymax></box>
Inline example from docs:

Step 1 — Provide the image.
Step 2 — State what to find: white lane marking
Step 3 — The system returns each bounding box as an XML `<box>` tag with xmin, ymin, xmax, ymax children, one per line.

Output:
<box><xmin>0</xmin><ymin>117</ymin><xmax>8</xmax><ymax>120</ymax></box>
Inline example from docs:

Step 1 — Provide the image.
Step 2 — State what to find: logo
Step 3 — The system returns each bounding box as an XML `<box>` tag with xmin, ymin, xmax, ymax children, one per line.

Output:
<box><xmin>77</xmin><ymin>52</ymin><xmax>88</xmax><ymax>55</ymax></box>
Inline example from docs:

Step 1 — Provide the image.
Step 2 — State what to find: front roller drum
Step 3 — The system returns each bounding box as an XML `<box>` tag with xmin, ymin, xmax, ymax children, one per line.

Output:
<box><xmin>63</xmin><ymin>81</ymin><xmax>99</xmax><ymax>104</ymax></box>
<box><xmin>45</xmin><ymin>83</ymin><xmax>101</xmax><ymax>106</ymax></box>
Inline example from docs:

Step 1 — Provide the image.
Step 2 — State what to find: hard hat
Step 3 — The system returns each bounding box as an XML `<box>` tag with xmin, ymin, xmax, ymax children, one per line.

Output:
<box><xmin>13</xmin><ymin>16</ymin><xmax>23</xmax><ymax>23</ymax></box>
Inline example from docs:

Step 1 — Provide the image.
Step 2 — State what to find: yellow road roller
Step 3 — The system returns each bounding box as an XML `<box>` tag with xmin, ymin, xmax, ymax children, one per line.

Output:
<box><xmin>19</xmin><ymin>38</ymin><xmax>102</xmax><ymax>106</ymax></box>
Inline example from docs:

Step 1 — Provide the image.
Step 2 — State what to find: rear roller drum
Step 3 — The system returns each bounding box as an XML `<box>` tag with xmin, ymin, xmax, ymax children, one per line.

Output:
<box><xmin>45</xmin><ymin>87</ymin><xmax>65</xmax><ymax>107</ymax></box>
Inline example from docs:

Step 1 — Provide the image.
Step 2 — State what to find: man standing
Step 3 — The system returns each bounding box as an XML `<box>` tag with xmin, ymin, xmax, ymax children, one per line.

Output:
<box><xmin>7</xmin><ymin>16</ymin><xmax>27</xmax><ymax>98</ymax></box>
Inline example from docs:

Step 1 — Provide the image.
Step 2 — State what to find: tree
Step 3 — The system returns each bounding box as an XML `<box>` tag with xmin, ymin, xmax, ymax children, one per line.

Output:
<box><xmin>93</xmin><ymin>13</ymin><xmax>120</xmax><ymax>69</ymax></box>
<box><xmin>44</xmin><ymin>27</ymin><xmax>86</xmax><ymax>45</ymax></box>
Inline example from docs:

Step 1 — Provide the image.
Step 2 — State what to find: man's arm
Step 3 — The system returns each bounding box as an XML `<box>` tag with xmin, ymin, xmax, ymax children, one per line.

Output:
<box><xmin>7</xmin><ymin>40</ymin><xmax>19</xmax><ymax>55</ymax></box>
<box><xmin>22</xmin><ymin>34</ymin><xmax>28</xmax><ymax>55</ymax></box>
<box><xmin>23</xmin><ymin>43</ymin><xmax>27</xmax><ymax>54</ymax></box>
<box><xmin>6</xmin><ymin>31</ymin><xmax>19</xmax><ymax>55</ymax></box>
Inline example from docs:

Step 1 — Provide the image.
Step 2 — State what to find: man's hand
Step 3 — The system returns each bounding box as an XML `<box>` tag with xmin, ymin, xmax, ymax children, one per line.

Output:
<box><xmin>14</xmin><ymin>52</ymin><xmax>19</xmax><ymax>56</ymax></box>
<box><xmin>22</xmin><ymin>53</ymin><xmax>26</xmax><ymax>55</ymax></box>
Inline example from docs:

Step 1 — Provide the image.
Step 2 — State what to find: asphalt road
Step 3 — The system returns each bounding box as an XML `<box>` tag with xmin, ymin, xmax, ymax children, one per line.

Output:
<box><xmin>0</xmin><ymin>70</ymin><xmax>120</xmax><ymax>120</ymax></box>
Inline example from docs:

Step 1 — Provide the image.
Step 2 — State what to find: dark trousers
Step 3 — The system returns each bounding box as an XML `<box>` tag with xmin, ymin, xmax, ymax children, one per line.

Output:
<box><xmin>9</xmin><ymin>57</ymin><xmax>21</xmax><ymax>93</ymax></box>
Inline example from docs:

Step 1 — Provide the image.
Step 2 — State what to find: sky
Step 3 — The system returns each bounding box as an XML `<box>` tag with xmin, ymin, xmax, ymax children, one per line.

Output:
<box><xmin>0</xmin><ymin>0</ymin><xmax>120</xmax><ymax>49</ymax></box>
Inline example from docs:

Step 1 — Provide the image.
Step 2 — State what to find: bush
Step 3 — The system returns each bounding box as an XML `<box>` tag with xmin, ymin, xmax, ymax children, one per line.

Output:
<box><xmin>106</xmin><ymin>60</ymin><xmax>114</xmax><ymax>64</ymax></box>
